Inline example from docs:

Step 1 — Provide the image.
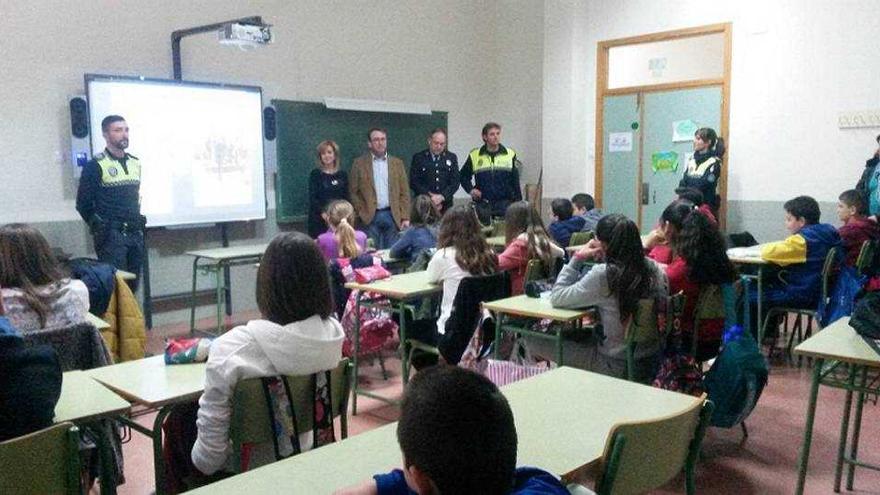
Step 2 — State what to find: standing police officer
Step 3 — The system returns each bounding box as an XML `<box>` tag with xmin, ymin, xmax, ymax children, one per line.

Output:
<box><xmin>459</xmin><ymin>122</ymin><xmax>522</xmax><ymax>220</ymax></box>
<box><xmin>76</xmin><ymin>115</ymin><xmax>145</xmax><ymax>290</ymax></box>
<box><xmin>409</xmin><ymin>128</ymin><xmax>459</xmax><ymax>213</ymax></box>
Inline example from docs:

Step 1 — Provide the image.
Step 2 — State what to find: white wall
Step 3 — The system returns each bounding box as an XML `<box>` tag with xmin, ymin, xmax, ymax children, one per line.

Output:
<box><xmin>543</xmin><ymin>0</ymin><xmax>880</xmax><ymax>203</ymax></box>
<box><xmin>0</xmin><ymin>0</ymin><xmax>544</xmax><ymax>224</ymax></box>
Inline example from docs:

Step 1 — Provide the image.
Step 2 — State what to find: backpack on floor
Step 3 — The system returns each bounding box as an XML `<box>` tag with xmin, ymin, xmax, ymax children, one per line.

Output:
<box><xmin>703</xmin><ymin>333</ymin><xmax>768</xmax><ymax>428</ymax></box>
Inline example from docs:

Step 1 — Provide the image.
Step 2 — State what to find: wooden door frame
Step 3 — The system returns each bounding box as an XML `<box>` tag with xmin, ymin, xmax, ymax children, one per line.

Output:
<box><xmin>594</xmin><ymin>22</ymin><xmax>732</xmax><ymax>228</ymax></box>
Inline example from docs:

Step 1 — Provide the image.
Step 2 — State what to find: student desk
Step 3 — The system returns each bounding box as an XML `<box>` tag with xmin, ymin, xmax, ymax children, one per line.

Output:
<box><xmin>727</xmin><ymin>244</ymin><xmax>771</xmax><ymax>343</ymax></box>
<box><xmin>85</xmin><ymin>355</ymin><xmax>207</xmax><ymax>495</ymax></box>
<box><xmin>486</xmin><ymin>235</ymin><xmax>507</xmax><ymax>250</ymax></box>
<box><xmin>485</xmin><ymin>295</ymin><xmax>592</xmax><ymax>366</ymax></box>
<box><xmin>186</xmin><ymin>244</ymin><xmax>267</xmax><ymax>335</ymax></box>
<box><xmin>184</xmin><ymin>367</ymin><xmax>700</xmax><ymax>494</ymax></box>
<box><xmin>372</xmin><ymin>249</ymin><xmax>409</xmax><ymax>273</ymax></box>
<box><xmin>793</xmin><ymin>317</ymin><xmax>880</xmax><ymax>495</ymax></box>
<box><xmin>55</xmin><ymin>370</ymin><xmax>131</xmax><ymax>495</ymax></box>
<box><xmin>86</xmin><ymin>312</ymin><xmax>111</xmax><ymax>330</ymax></box>
<box><xmin>344</xmin><ymin>271</ymin><xmax>441</xmax><ymax>413</ymax></box>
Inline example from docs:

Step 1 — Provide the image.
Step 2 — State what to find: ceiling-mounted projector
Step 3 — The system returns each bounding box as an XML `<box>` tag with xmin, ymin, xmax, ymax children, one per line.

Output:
<box><xmin>218</xmin><ymin>23</ymin><xmax>272</xmax><ymax>45</ymax></box>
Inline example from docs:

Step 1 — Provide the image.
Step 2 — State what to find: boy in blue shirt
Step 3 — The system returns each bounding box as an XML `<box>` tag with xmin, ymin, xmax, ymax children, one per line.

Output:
<box><xmin>335</xmin><ymin>366</ymin><xmax>568</xmax><ymax>495</ymax></box>
<box><xmin>548</xmin><ymin>198</ymin><xmax>586</xmax><ymax>247</ymax></box>
<box><xmin>754</xmin><ymin>196</ymin><xmax>840</xmax><ymax>331</ymax></box>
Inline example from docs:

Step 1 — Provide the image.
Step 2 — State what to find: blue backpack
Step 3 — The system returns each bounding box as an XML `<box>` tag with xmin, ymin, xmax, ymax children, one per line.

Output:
<box><xmin>703</xmin><ymin>331</ymin><xmax>768</xmax><ymax>429</ymax></box>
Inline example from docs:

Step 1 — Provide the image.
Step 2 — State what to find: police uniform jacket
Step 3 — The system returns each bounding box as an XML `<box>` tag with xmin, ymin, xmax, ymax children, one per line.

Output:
<box><xmin>409</xmin><ymin>149</ymin><xmax>459</xmax><ymax>209</ymax></box>
<box><xmin>459</xmin><ymin>144</ymin><xmax>521</xmax><ymax>205</ymax></box>
<box><xmin>76</xmin><ymin>149</ymin><xmax>142</xmax><ymax>224</ymax></box>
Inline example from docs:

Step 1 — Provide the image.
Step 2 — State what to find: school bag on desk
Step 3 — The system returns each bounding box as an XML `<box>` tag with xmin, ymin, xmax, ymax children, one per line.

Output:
<box><xmin>703</xmin><ymin>326</ymin><xmax>768</xmax><ymax>431</ymax></box>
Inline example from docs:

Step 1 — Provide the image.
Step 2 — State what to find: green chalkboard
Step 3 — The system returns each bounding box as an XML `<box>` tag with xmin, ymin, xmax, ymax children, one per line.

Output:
<box><xmin>272</xmin><ymin>100</ymin><xmax>448</xmax><ymax>223</ymax></box>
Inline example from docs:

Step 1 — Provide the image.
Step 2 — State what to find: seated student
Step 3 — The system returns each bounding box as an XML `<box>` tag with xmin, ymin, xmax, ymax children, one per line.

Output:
<box><xmin>413</xmin><ymin>206</ymin><xmax>496</xmax><ymax>354</ymax></box>
<box><xmin>499</xmin><ymin>201</ymin><xmax>564</xmax><ymax>295</ymax></box>
<box><xmin>571</xmin><ymin>193</ymin><xmax>603</xmax><ymax>232</ymax></box>
<box><xmin>0</xmin><ymin>290</ymin><xmax>62</xmax><ymax>442</ymax></box>
<box><xmin>675</xmin><ymin>187</ymin><xmax>717</xmax><ymax>226</ymax></box>
<box><xmin>317</xmin><ymin>200</ymin><xmax>368</xmax><ymax>261</ymax></box>
<box><xmin>389</xmin><ymin>194</ymin><xmax>439</xmax><ymax>263</ymax></box>
<box><xmin>191</xmin><ymin>232</ymin><xmax>344</xmax><ymax>475</ymax></box>
<box><xmin>547</xmin><ymin>214</ymin><xmax>668</xmax><ymax>382</ymax></box>
<box><xmin>547</xmin><ymin>198</ymin><xmax>586</xmax><ymax>247</ymax></box>
<box><xmin>647</xmin><ymin>200</ymin><xmax>737</xmax><ymax>360</ymax></box>
<box><xmin>0</xmin><ymin>223</ymin><xmax>89</xmax><ymax>331</ymax></box>
<box><xmin>837</xmin><ymin>189</ymin><xmax>880</xmax><ymax>267</ymax></box>
<box><xmin>758</xmin><ymin>196</ymin><xmax>841</xmax><ymax>309</ymax></box>
<box><xmin>335</xmin><ymin>366</ymin><xmax>569</xmax><ymax>495</ymax></box>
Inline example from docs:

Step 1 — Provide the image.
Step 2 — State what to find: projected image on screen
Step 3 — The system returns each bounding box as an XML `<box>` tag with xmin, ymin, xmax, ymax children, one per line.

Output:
<box><xmin>86</xmin><ymin>75</ymin><xmax>266</xmax><ymax>228</ymax></box>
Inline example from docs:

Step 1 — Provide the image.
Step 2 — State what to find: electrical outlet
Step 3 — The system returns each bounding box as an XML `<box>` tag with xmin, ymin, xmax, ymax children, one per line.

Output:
<box><xmin>838</xmin><ymin>110</ymin><xmax>880</xmax><ymax>129</ymax></box>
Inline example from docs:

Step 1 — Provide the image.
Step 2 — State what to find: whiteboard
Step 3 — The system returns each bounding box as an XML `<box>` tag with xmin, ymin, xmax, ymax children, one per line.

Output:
<box><xmin>86</xmin><ymin>75</ymin><xmax>267</xmax><ymax>228</ymax></box>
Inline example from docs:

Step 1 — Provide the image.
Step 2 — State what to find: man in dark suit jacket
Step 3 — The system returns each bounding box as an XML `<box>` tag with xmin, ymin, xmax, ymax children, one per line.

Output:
<box><xmin>410</xmin><ymin>128</ymin><xmax>459</xmax><ymax>213</ymax></box>
<box><xmin>0</xmin><ymin>290</ymin><xmax>62</xmax><ymax>442</ymax></box>
<box><xmin>348</xmin><ymin>128</ymin><xmax>411</xmax><ymax>249</ymax></box>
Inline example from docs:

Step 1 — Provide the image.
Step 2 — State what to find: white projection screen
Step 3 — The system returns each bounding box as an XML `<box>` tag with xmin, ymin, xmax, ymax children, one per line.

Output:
<box><xmin>85</xmin><ymin>75</ymin><xmax>267</xmax><ymax>228</ymax></box>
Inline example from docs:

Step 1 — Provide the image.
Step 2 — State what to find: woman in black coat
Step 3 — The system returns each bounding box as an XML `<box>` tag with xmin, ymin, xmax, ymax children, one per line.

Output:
<box><xmin>307</xmin><ymin>140</ymin><xmax>349</xmax><ymax>238</ymax></box>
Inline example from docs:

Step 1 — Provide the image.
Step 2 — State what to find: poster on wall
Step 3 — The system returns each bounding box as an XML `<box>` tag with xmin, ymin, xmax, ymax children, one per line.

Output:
<box><xmin>672</xmin><ymin>119</ymin><xmax>699</xmax><ymax>142</ymax></box>
<box><xmin>651</xmin><ymin>151</ymin><xmax>679</xmax><ymax>173</ymax></box>
<box><xmin>608</xmin><ymin>132</ymin><xmax>633</xmax><ymax>152</ymax></box>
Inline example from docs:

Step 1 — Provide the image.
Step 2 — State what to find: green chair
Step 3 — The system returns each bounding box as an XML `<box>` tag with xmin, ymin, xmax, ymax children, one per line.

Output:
<box><xmin>855</xmin><ymin>239</ymin><xmax>877</xmax><ymax>277</ymax></box>
<box><xmin>624</xmin><ymin>298</ymin><xmax>661</xmax><ymax>382</ymax></box>
<box><xmin>0</xmin><ymin>422</ymin><xmax>81</xmax><ymax>495</ymax></box>
<box><xmin>491</xmin><ymin>219</ymin><xmax>507</xmax><ymax>237</ymax></box>
<box><xmin>760</xmin><ymin>247</ymin><xmax>840</xmax><ymax>355</ymax></box>
<box><xmin>691</xmin><ymin>284</ymin><xmax>729</xmax><ymax>360</ymax></box>
<box><xmin>568</xmin><ymin>231</ymin><xmax>594</xmax><ymax>248</ymax></box>
<box><xmin>589</xmin><ymin>397</ymin><xmax>714</xmax><ymax>495</ymax></box>
<box><xmin>228</xmin><ymin>359</ymin><xmax>352</xmax><ymax>473</ymax></box>
<box><xmin>524</xmin><ymin>258</ymin><xmax>549</xmax><ymax>284</ymax></box>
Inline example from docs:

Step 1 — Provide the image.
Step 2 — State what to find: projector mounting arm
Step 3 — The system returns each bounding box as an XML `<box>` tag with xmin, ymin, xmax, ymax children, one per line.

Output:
<box><xmin>171</xmin><ymin>16</ymin><xmax>264</xmax><ymax>80</ymax></box>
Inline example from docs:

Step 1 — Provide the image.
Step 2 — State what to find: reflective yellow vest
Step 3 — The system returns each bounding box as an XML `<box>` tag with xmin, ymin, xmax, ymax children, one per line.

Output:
<box><xmin>95</xmin><ymin>153</ymin><xmax>141</xmax><ymax>187</ymax></box>
<box><xmin>468</xmin><ymin>146</ymin><xmax>516</xmax><ymax>174</ymax></box>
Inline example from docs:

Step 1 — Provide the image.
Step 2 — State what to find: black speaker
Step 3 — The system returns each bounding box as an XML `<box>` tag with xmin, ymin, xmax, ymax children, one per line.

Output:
<box><xmin>263</xmin><ymin>106</ymin><xmax>276</xmax><ymax>141</ymax></box>
<box><xmin>69</xmin><ymin>97</ymin><xmax>89</xmax><ymax>139</ymax></box>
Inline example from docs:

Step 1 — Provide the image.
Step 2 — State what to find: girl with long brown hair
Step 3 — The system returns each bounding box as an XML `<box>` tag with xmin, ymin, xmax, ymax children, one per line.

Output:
<box><xmin>498</xmin><ymin>201</ymin><xmax>564</xmax><ymax>295</ymax></box>
<box><xmin>0</xmin><ymin>223</ymin><xmax>89</xmax><ymax>330</ymax></box>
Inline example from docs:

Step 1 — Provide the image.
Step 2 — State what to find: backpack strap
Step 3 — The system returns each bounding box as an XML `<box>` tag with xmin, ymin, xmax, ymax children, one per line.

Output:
<box><xmin>260</xmin><ymin>376</ymin><xmax>302</xmax><ymax>460</ymax></box>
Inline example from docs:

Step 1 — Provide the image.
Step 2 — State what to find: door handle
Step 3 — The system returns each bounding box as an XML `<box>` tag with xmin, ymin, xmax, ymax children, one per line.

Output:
<box><xmin>641</xmin><ymin>183</ymin><xmax>649</xmax><ymax>205</ymax></box>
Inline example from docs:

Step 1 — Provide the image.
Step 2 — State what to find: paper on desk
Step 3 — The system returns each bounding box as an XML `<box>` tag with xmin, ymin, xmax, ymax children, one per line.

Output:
<box><xmin>727</xmin><ymin>245</ymin><xmax>762</xmax><ymax>258</ymax></box>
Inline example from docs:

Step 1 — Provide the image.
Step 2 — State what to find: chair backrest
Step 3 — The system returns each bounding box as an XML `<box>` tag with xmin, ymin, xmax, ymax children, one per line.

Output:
<box><xmin>0</xmin><ymin>422</ymin><xmax>81</xmax><ymax>495</ymax></box>
<box><xmin>229</xmin><ymin>359</ymin><xmax>352</xmax><ymax>472</ymax></box>
<box><xmin>856</xmin><ymin>240</ymin><xmax>877</xmax><ymax>277</ymax></box>
<box><xmin>21</xmin><ymin>321</ymin><xmax>113</xmax><ymax>371</ymax></box>
<box><xmin>820</xmin><ymin>246</ymin><xmax>841</xmax><ymax>302</ymax></box>
<box><xmin>624</xmin><ymin>298</ymin><xmax>660</xmax><ymax>381</ymax></box>
<box><xmin>569</xmin><ymin>231</ymin><xmax>594</xmax><ymax>247</ymax></box>
<box><xmin>691</xmin><ymin>283</ymin><xmax>735</xmax><ymax>356</ymax></box>
<box><xmin>442</xmin><ymin>271</ymin><xmax>512</xmax><ymax>363</ymax></box>
<box><xmin>595</xmin><ymin>396</ymin><xmax>713</xmax><ymax>495</ymax></box>
<box><xmin>491</xmin><ymin>219</ymin><xmax>507</xmax><ymax>237</ymax></box>
<box><xmin>524</xmin><ymin>258</ymin><xmax>549</xmax><ymax>284</ymax></box>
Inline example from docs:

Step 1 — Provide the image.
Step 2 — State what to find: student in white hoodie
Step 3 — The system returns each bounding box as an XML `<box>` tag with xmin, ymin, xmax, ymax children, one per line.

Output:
<box><xmin>191</xmin><ymin>232</ymin><xmax>344</xmax><ymax>476</ymax></box>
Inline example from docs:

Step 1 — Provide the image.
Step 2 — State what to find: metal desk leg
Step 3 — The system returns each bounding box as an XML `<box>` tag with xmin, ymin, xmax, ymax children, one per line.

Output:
<box><xmin>834</xmin><ymin>364</ymin><xmax>857</xmax><ymax>492</ymax></box>
<box><xmin>846</xmin><ymin>366</ymin><xmax>869</xmax><ymax>490</ymax></box>
<box><xmin>118</xmin><ymin>405</ymin><xmax>175</xmax><ymax>495</ymax></box>
<box><xmin>351</xmin><ymin>292</ymin><xmax>362</xmax><ymax>415</ymax></box>
<box><xmin>756</xmin><ymin>266</ymin><xmax>763</xmax><ymax>345</ymax></box>
<box><xmin>494</xmin><ymin>313</ymin><xmax>505</xmax><ymax>360</ymax></box>
<box><xmin>556</xmin><ymin>325</ymin><xmax>564</xmax><ymax>366</ymax></box>
<box><xmin>215</xmin><ymin>263</ymin><xmax>225</xmax><ymax>334</ymax></box>
<box><xmin>795</xmin><ymin>357</ymin><xmax>824</xmax><ymax>495</ymax></box>
<box><xmin>190</xmin><ymin>257</ymin><xmax>199</xmax><ymax>334</ymax></box>
<box><xmin>398</xmin><ymin>301</ymin><xmax>409</xmax><ymax>386</ymax></box>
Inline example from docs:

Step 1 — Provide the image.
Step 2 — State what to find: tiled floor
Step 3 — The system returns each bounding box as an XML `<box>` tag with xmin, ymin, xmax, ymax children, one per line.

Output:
<box><xmin>110</xmin><ymin>314</ymin><xmax>879</xmax><ymax>494</ymax></box>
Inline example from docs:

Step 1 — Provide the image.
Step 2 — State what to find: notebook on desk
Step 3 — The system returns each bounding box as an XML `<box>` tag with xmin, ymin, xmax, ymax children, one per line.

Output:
<box><xmin>727</xmin><ymin>245</ymin><xmax>763</xmax><ymax>259</ymax></box>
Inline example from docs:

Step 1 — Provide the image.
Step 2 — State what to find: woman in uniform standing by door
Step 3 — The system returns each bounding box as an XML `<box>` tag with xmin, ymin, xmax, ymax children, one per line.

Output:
<box><xmin>679</xmin><ymin>127</ymin><xmax>725</xmax><ymax>217</ymax></box>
